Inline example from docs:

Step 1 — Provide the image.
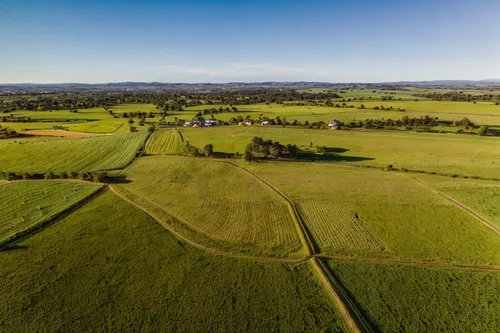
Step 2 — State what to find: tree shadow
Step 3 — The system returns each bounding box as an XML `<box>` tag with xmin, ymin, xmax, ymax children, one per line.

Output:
<box><xmin>324</xmin><ymin>147</ymin><xmax>349</xmax><ymax>153</ymax></box>
<box><xmin>296</xmin><ymin>151</ymin><xmax>374</xmax><ymax>162</ymax></box>
<box><xmin>108</xmin><ymin>175</ymin><xmax>132</xmax><ymax>184</ymax></box>
<box><xmin>0</xmin><ymin>244</ymin><xmax>28</xmax><ymax>253</ymax></box>
<box><xmin>212</xmin><ymin>152</ymin><xmax>236</xmax><ymax>159</ymax></box>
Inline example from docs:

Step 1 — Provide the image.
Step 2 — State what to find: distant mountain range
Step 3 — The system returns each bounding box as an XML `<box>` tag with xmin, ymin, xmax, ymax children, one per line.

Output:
<box><xmin>0</xmin><ymin>80</ymin><xmax>499</xmax><ymax>91</ymax></box>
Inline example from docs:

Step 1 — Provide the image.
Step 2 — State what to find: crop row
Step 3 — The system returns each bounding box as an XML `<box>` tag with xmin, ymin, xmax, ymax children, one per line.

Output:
<box><xmin>298</xmin><ymin>200</ymin><xmax>384</xmax><ymax>252</ymax></box>
<box><xmin>145</xmin><ymin>129</ymin><xmax>184</xmax><ymax>154</ymax></box>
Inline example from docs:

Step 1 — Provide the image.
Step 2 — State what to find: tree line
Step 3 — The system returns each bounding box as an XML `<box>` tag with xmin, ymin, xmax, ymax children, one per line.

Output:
<box><xmin>0</xmin><ymin>170</ymin><xmax>108</xmax><ymax>182</ymax></box>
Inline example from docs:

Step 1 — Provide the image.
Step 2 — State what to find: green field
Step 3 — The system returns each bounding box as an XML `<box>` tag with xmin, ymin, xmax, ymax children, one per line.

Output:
<box><xmin>413</xmin><ymin>175</ymin><xmax>500</xmax><ymax>228</ymax></box>
<box><xmin>243</xmin><ymin>162</ymin><xmax>500</xmax><ymax>264</ymax></box>
<box><xmin>0</xmin><ymin>191</ymin><xmax>348</xmax><ymax>332</ymax></box>
<box><xmin>328</xmin><ymin>261</ymin><xmax>500</xmax><ymax>333</ymax></box>
<box><xmin>182</xmin><ymin>126</ymin><xmax>500</xmax><ymax>178</ymax></box>
<box><xmin>0</xmin><ymin>181</ymin><xmax>100</xmax><ymax>245</ymax></box>
<box><xmin>145</xmin><ymin>128</ymin><xmax>185</xmax><ymax>154</ymax></box>
<box><xmin>113</xmin><ymin>156</ymin><xmax>302</xmax><ymax>257</ymax></box>
<box><xmin>0</xmin><ymin>132</ymin><xmax>148</xmax><ymax>174</ymax></box>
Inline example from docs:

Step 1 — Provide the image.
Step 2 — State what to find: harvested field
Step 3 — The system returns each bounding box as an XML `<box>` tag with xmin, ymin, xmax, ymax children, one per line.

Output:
<box><xmin>145</xmin><ymin>129</ymin><xmax>184</xmax><ymax>154</ymax></box>
<box><xmin>114</xmin><ymin>156</ymin><xmax>302</xmax><ymax>256</ymax></box>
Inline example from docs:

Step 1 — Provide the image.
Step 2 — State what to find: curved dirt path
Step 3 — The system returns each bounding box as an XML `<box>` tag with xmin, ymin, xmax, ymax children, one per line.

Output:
<box><xmin>404</xmin><ymin>175</ymin><xmax>500</xmax><ymax>236</ymax></box>
<box><xmin>108</xmin><ymin>185</ymin><xmax>308</xmax><ymax>264</ymax></box>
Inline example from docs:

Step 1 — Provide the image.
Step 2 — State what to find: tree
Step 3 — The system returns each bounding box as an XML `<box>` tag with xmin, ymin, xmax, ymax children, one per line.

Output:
<box><xmin>285</xmin><ymin>144</ymin><xmax>299</xmax><ymax>158</ymax></box>
<box><xmin>270</xmin><ymin>142</ymin><xmax>283</xmax><ymax>157</ymax></box>
<box><xmin>93</xmin><ymin>171</ymin><xmax>107</xmax><ymax>183</ymax></box>
<box><xmin>203</xmin><ymin>144</ymin><xmax>214</xmax><ymax>157</ymax></box>
<box><xmin>244</xmin><ymin>149</ymin><xmax>252</xmax><ymax>162</ymax></box>
<box><xmin>44</xmin><ymin>172</ymin><xmax>55</xmax><ymax>180</ymax></box>
<box><xmin>478</xmin><ymin>125</ymin><xmax>489</xmax><ymax>136</ymax></box>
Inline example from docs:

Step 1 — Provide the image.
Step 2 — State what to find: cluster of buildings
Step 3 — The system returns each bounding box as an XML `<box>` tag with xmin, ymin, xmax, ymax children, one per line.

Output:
<box><xmin>183</xmin><ymin>120</ymin><xmax>216</xmax><ymax>127</ymax></box>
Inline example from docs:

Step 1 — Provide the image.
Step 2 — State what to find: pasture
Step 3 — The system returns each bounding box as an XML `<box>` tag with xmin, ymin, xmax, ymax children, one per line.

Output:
<box><xmin>0</xmin><ymin>181</ymin><xmax>100</xmax><ymax>245</ymax></box>
<box><xmin>114</xmin><ymin>156</ymin><xmax>302</xmax><ymax>257</ymax></box>
<box><xmin>0</xmin><ymin>192</ymin><xmax>348</xmax><ymax>332</ymax></box>
<box><xmin>243</xmin><ymin>162</ymin><xmax>500</xmax><ymax>265</ymax></box>
<box><xmin>413</xmin><ymin>174</ymin><xmax>500</xmax><ymax>228</ymax></box>
<box><xmin>182</xmin><ymin>126</ymin><xmax>500</xmax><ymax>178</ymax></box>
<box><xmin>0</xmin><ymin>132</ymin><xmax>148</xmax><ymax>174</ymax></box>
<box><xmin>145</xmin><ymin>128</ymin><xmax>184</xmax><ymax>154</ymax></box>
<box><xmin>328</xmin><ymin>261</ymin><xmax>500</xmax><ymax>333</ymax></box>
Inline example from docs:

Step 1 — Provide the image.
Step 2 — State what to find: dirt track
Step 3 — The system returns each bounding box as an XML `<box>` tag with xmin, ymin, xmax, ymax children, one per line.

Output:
<box><xmin>23</xmin><ymin>129</ymin><xmax>106</xmax><ymax>138</ymax></box>
<box><xmin>404</xmin><ymin>175</ymin><xmax>500</xmax><ymax>236</ymax></box>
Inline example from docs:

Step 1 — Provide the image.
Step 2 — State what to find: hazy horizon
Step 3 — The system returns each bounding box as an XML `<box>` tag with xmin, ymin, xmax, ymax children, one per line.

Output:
<box><xmin>1</xmin><ymin>0</ymin><xmax>499</xmax><ymax>83</ymax></box>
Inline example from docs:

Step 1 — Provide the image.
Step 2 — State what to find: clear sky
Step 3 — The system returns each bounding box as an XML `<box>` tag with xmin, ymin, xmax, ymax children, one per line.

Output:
<box><xmin>0</xmin><ymin>0</ymin><xmax>499</xmax><ymax>83</ymax></box>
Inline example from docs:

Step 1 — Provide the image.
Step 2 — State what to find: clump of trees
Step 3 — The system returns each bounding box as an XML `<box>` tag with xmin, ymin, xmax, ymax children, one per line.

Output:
<box><xmin>244</xmin><ymin>137</ymin><xmax>299</xmax><ymax>161</ymax></box>
<box><xmin>0</xmin><ymin>170</ymin><xmax>107</xmax><ymax>182</ymax></box>
<box><xmin>0</xmin><ymin>126</ymin><xmax>18</xmax><ymax>139</ymax></box>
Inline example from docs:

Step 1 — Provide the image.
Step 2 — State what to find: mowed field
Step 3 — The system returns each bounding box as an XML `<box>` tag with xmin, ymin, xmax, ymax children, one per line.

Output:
<box><xmin>328</xmin><ymin>261</ymin><xmax>500</xmax><ymax>333</ymax></box>
<box><xmin>243</xmin><ymin>162</ymin><xmax>500</xmax><ymax>265</ymax></box>
<box><xmin>113</xmin><ymin>156</ymin><xmax>302</xmax><ymax>256</ymax></box>
<box><xmin>0</xmin><ymin>192</ymin><xmax>348</xmax><ymax>332</ymax></box>
<box><xmin>0</xmin><ymin>132</ymin><xmax>148</xmax><ymax>174</ymax></box>
<box><xmin>0</xmin><ymin>181</ymin><xmax>101</xmax><ymax>245</ymax></box>
<box><xmin>145</xmin><ymin>128</ymin><xmax>184</xmax><ymax>154</ymax></box>
<box><xmin>182</xmin><ymin>126</ymin><xmax>500</xmax><ymax>178</ymax></box>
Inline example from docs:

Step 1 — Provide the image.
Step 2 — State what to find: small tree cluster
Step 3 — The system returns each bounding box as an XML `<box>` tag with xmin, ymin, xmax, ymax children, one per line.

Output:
<box><xmin>244</xmin><ymin>137</ymin><xmax>299</xmax><ymax>160</ymax></box>
<box><xmin>0</xmin><ymin>171</ymin><xmax>107</xmax><ymax>183</ymax></box>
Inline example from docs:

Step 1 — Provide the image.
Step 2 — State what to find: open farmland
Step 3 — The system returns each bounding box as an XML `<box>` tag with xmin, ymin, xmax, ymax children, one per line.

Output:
<box><xmin>328</xmin><ymin>261</ymin><xmax>500</xmax><ymax>333</ymax></box>
<box><xmin>411</xmin><ymin>174</ymin><xmax>500</xmax><ymax>229</ymax></box>
<box><xmin>0</xmin><ymin>132</ymin><xmax>148</xmax><ymax>174</ymax></box>
<box><xmin>145</xmin><ymin>128</ymin><xmax>184</xmax><ymax>154</ymax></box>
<box><xmin>182</xmin><ymin>126</ymin><xmax>500</xmax><ymax>178</ymax></box>
<box><xmin>0</xmin><ymin>181</ymin><xmax>101</xmax><ymax>246</ymax></box>
<box><xmin>0</xmin><ymin>192</ymin><xmax>348</xmax><ymax>332</ymax></box>
<box><xmin>243</xmin><ymin>162</ymin><xmax>500</xmax><ymax>264</ymax></box>
<box><xmin>113</xmin><ymin>156</ymin><xmax>302</xmax><ymax>257</ymax></box>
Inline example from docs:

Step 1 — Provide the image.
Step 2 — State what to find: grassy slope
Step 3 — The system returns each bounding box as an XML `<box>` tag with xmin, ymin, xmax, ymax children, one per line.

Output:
<box><xmin>0</xmin><ymin>132</ymin><xmax>147</xmax><ymax>173</ymax></box>
<box><xmin>0</xmin><ymin>192</ymin><xmax>348</xmax><ymax>332</ymax></box>
<box><xmin>243</xmin><ymin>162</ymin><xmax>500</xmax><ymax>265</ymax></box>
<box><xmin>145</xmin><ymin>129</ymin><xmax>184</xmax><ymax>154</ymax></box>
<box><xmin>328</xmin><ymin>261</ymin><xmax>500</xmax><ymax>333</ymax></box>
<box><xmin>182</xmin><ymin>126</ymin><xmax>500</xmax><ymax>178</ymax></box>
<box><xmin>0</xmin><ymin>181</ymin><xmax>100</xmax><ymax>243</ymax></box>
<box><xmin>115</xmin><ymin>156</ymin><xmax>302</xmax><ymax>257</ymax></box>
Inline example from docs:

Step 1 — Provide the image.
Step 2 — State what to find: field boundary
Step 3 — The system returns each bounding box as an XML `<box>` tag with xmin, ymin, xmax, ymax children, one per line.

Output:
<box><xmin>0</xmin><ymin>184</ymin><xmax>106</xmax><ymax>250</ymax></box>
<box><xmin>404</xmin><ymin>176</ymin><xmax>500</xmax><ymax>236</ymax></box>
<box><xmin>315</xmin><ymin>255</ymin><xmax>500</xmax><ymax>272</ymax></box>
<box><xmin>107</xmin><ymin>185</ymin><xmax>307</xmax><ymax>264</ymax></box>
<box><xmin>219</xmin><ymin>160</ymin><xmax>366</xmax><ymax>333</ymax></box>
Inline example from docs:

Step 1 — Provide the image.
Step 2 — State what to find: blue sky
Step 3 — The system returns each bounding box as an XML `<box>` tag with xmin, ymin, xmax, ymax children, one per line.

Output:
<box><xmin>0</xmin><ymin>0</ymin><xmax>499</xmax><ymax>83</ymax></box>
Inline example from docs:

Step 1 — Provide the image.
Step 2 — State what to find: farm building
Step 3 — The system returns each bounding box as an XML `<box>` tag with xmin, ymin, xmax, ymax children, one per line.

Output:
<box><xmin>328</xmin><ymin>120</ymin><xmax>343</xmax><ymax>129</ymax></box>
<box><xmin>261</xmin><ymin>120</ymin><xmax>269</xmax><ymax>126</ymax></box>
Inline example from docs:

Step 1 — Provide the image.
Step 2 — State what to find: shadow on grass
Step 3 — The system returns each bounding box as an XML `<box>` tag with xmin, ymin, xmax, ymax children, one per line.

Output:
<box><xmin>0</xmin><ymin>244</ymin><xmax>28</xmax><ymax>253</ymax></box>
<box><xmin>324</xmin><ymin>147</ymin><xmax>349</xmax><ymax>153</ymax></box>
<box><xmin>212</xmin><ymin>152</ymin><xmax>236</xmax><ymax>158</ymax></box>
<box><xmin>296</xmin><ymin>152</ymin><xmax>374</xmax><ymax>162</ymax></box>
<box><xmin>108</xmin><ymin>175</ymin><xmax>132</xmax><ymax>184</ymax></box>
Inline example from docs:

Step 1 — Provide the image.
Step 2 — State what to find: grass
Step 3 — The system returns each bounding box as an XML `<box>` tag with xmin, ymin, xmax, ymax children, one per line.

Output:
<box><xmin>145</xmin><ymin>129</ymin><xmax>185</xmax><ymax>154</ymax></box>
<box><xmin>243</xmin><ymin>162</ymin><xmax>500</xmax><ymax>265</ymax></box>
<box><xmin>0</xmin><ymin>181</ymin><xmax>100</xmax><ymax>245</ymax></box>
<box><xmin>114</xmin><ymin>156</ymin><xmax>302</xmax><ymax>257</ymax></box>
<box><xmin>328</xmin><ymin>261</ymin><xmax>500</xmax><ymax>333</ymax></box>
<box><xmin>0</xmin><ymin>132</ymin><xmax>148</xmax><ymax>174</ymax></box>
<box><xmin>0</xmin><ymin>191</ymin><xmax>348</xmax><ymax>332</ymax></box>
<box><xmin>182</xmin><ymin>126</ymin><xmax>500</xmax><ymax>178</ymax></box>
<box><xmin>414</xmin><ymin>175</ymin><xmax>500</xmax><ymax>228</ymax></box>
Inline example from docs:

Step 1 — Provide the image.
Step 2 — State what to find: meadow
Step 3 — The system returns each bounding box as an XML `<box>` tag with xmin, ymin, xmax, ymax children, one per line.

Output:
<box><xmin>243</xmin><ymin>162</ymin><xmax>500</xmax><ymax>265</ymax></box>
<box><xmin>413</xmin><ymin>174</ymin><xmax>500</xmax><ymax>228</ymax></box>
<box><xmin>0</xmin><ymin>181</ymin><xmax>100</xmax><ymax>246</ymax></box>
<box><xmin>0</xmin><ymin>132</ymin><xmax>148</xmax><ymax>174</ymax></box>
<box><xmin>114</xmin><ymin>156</ymin><xmax>303</xmax><ymax>257</ymax></box>
<box><xmin>328</xmin><ymin>261</ymin><xmax>500</xmax><ymax>333</ymax></box>
<box><xmin>182</xmin><ymin>126</ymin><xmax>500</xmax><ymax>178</ymax></box>
<box><xmin>0</xmin><ymin>191</ymin><xmax>348</xmax><ymax>332</ymax></box>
